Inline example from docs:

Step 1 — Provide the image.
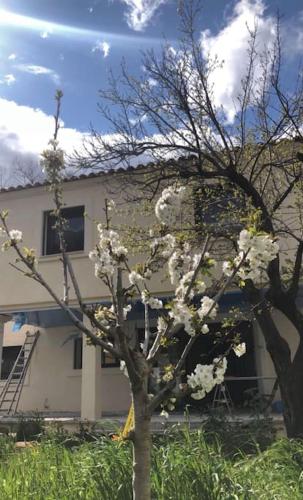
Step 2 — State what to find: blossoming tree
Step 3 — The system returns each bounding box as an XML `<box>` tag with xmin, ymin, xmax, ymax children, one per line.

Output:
<box><xmin>0</xmin><ymin>93</ymin><xmax>279</xmax><ymax>500</ymax></box>
<box><xmin>77</xmin><ymin>1</ymin><xmax>303</xmax><ymax>439</ymax></box>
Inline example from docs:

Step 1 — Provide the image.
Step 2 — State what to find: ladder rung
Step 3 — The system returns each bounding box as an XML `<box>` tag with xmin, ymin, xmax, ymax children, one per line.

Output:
<box><xmin>0</xmin><ymin>331</ymin><xmax>39</xmax><ymax>414</ymax></box>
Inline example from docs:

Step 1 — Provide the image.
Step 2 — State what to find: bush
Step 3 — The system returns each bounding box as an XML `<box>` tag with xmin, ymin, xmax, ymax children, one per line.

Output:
<box><xmin>16</xmin><ymin>413</ymin><xmax>45</xmax><ymax>441</ymax></box>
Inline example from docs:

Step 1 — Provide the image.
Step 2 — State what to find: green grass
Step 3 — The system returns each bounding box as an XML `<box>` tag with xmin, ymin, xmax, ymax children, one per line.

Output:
<box><xmin>0</xmin><ymin>429</ymin><xmax>302</xmax><ymax>499</ymax></box>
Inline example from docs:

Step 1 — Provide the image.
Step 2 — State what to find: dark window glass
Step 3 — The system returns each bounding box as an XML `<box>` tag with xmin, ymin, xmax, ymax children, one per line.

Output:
<box><xmin>101</xmin><ymin>349</ymin><xmax>120</xmax><ymax>368</ymax></box>
<box><xmin>1</xmin><ymin>346</ymin><xmax>22</xmax><ymax>379</ymax></box>
<box><xmin>43</xmin><ymin>206</ymin><xmax>84</xmax><ymax>255</ymax></box>
<box><xmin>194</xmin><ymin>185</ymin><xmax>245</xmax><ymax>235</ymax></box>
<box><xmin>74</xmin><ymin>337</ymin><xmax>83</xmax><ymax>370</ymax></box>
<box><xmin>73</xmin><ymin>337</ymin><xmax>119</xmax><ymax>369</ymax></box>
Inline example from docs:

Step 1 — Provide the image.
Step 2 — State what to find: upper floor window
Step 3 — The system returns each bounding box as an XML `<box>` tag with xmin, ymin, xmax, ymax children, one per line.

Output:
<box><xmin>43</xmin><ymin>205</ymin><xmax>85</xmax><ymax>256</ymax></box>
<box><xmin>194</xmin><ymin>185</ymin><xmax>245</xmax><ymax>236</ymax></box>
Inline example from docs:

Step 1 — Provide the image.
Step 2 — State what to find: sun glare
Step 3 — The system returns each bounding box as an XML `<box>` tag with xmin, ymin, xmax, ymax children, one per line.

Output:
<box><xmin>0</xmin><ymin>8</ymin><xmax>158</xmax><ymax>43</ymax></box>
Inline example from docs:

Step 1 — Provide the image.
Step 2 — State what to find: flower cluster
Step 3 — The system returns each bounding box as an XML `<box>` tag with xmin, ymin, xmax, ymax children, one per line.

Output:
<box><xmin>150</xmin><ymin>233</ymin><xmax>176</xmax><ymax>258</ymax></box>
<box><xmin>233</xmin><ymin>342</ymin><xmax>246</xmax><ymax>357</ymax></box>
<box><xmin>169</xmin><ymin>300</ymin><xmax>195</xmax><ymax>336</ymax></box>
<box><xmin>187</xmin><ymin>357</ymin><xmax>227</xmax><ymax>400</ymax></box>
<box><xmin>167</xmin><ymin>246</ymin><xmax>217</xmax><ymax>337</ymax></box>
<box><xmin>168</xmin><ymin>245</ymin><xmax>192</xmax><ymax>285</ymax></box>
<box><xmin>141</xmin><ymin>290</ymin><xmax>163</xmax><ymax>309</ymax></box>
<box><xmin>198</xmin><ymin>296</ymin><xmax>218</xmax><ymax>321</ymax></box>
<box><xmin>223</xmin><ymin>229</ymin><xmax>279</xmax><ymax>284</ymax></box>
<box><xmin>89</xmin><ymin>227</ymin><xmax>128</xmax><ymax>278</ymax></box>
<box><xmin>129</xmin><ymin>270</ymin><xmax>145</xmax><ymax>287</ymax></box>
<box><xmin>9</xmin><ymin>230</ymin><xmax>22</xmax><ymax>243</ymax></box>
<box><xmin>41</xmin><ymin>142</ymin><xmax>65</xmax><ymax>183</ymax></box>
<box><xmin>1</xmin><ymin>228</ymin><xmax>23</xmax><ymax>252</ymax></box>
<box><xmin>155</xmin><ymin>185</ymin><xmax>186</xmax><ymax>225</ymax></box>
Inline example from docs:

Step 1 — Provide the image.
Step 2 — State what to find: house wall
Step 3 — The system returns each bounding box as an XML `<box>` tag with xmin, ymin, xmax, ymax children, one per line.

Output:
<box><xmin>0</xmin><ymin>177</ymin><xmax>168</xmax><ymax>312</ymax></box>
<box><xmin>0</xmin><ymin>177</ymin><xmax>300</xmax><ymax>415</ymax></box>
<box><xmin>0</xmin><ymin>321</ymin><xmax>131</xmax><ymax>414</ymax></box>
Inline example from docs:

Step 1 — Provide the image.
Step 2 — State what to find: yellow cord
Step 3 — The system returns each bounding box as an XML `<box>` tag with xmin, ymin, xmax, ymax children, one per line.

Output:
<box><xmin>112</xmin><ymin>403</ymin><xmax>134</xmax><ymax>441</ymax></box>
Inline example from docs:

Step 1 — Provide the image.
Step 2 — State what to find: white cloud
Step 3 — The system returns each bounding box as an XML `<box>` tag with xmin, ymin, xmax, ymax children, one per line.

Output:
<box><xmin>16</xmin><ymin>64</ymin><xmax>60</xmax><ymax>84</ymax></box>
<box><xmin>40</xmin><ymin>30</ymin><xmax>50</xmax><ymax>39</ymax></box>
<box><xmin>8</xmin><ymin>53</ymin><xmax>16</xmax><ymax>60</ymax></box>
<box><xmin>0</xmin><ymin>98</ymin><xmax>86</xmax><ymax>179</ymax></box>
<box><xmin>0</xmin><ymin>74</ymin><xmax>16</xmax><ymax>86</ymax></box>
<box><xmin>201</xmin><ymin>0</ymin><xmax>276</xmax><ymax>122</ymax></box>
<box><xmin>92</xmin><ymin>41</ymin><xmax>110</xmax><ymax>58</ymax></box>
<box><xmin>121</xmin><ymin>0</ymin><xmax>167</xmax><ymax>31</ymax></box>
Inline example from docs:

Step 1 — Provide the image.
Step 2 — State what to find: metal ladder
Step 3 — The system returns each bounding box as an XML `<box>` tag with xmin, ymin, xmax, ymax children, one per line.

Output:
<box><xmin>0</xmin><ymin>331</ymin><xmax>40</xmax><ymax>415</ymax></box>
<box><xmin>212</xmin><ymin>381</ymin><xmax>233</xmax><ymax>414</ymax></box>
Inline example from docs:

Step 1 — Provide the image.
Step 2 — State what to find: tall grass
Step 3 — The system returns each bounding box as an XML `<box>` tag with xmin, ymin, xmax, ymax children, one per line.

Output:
<box><xmin>0</xmin><ymin>430</ymin><xmax>302</xmax><ymax>499</ymax></box>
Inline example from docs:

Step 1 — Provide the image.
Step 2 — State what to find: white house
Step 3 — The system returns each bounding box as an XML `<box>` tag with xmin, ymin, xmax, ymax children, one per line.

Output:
<box><xmin>0</xmin><ymin>170</ymin><xmax>299</xmax><ymax>420</ymax></box>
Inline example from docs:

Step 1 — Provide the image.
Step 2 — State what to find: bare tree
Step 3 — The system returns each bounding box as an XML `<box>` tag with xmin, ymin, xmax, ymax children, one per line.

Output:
<box><xmin>11</xmin><ymin>157</ymin><xmax>45</xmax><ymax>186</ymax></box>
<box><xmin>76</xmin><ymin>2</ymin><xmax>303</xmax><ymax>438</ymax></box>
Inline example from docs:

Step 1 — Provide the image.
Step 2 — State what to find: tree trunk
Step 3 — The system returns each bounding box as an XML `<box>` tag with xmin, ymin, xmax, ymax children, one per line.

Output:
<box><xmin>278</xmin><ymin>341</ymin><xmax>303</xmax><ymax>438</ymax></box>
<box><xmin>254</xmin><ymin>302</ymin><xmax>303</xmax><ymax>438</ymax></box>
<box><xmin>132</xmin><ymin>389</ymin><xmax>152</xmax><ymax>500</ymax></box>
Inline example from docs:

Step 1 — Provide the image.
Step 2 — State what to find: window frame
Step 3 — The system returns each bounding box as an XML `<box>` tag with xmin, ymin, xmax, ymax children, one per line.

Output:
<box><xmin>73</xmin><ymin>337</ymin><xmax>83</xmax><ymax>370</ymax></box>
<box><xmin>1</xmin><ymin>345</ymin><xmax>22</xmax><ymax>380</ymax></box>
<box><xmin>42</xmin><ymin>205</ymin><xmax>85</xmax><ymax>256</ymax></box>
<box><xmin>73</xmin><ymin>337</ymin><xmax>120</xmax><ymax>369</ymax></box>
<box><xmin>101</xmin><ymin>348</ymin><xmax>120</xmax><ymax>368</ymax></box>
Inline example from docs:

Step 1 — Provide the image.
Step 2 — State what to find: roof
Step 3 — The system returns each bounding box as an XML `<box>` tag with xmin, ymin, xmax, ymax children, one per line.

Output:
<box><xmin>0</xmin><ymin>166</ymin><xmax>138</xmax><ymax>195</ymax></box>
<box><xmin>0</xmin><ymin>155</ymin><xmax>200</xmax><ymax>195</ymax></box>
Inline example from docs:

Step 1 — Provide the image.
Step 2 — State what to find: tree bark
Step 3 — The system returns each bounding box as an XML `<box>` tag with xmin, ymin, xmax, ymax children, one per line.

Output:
<box><xmin>132</xmin><ymin>389</ymin><xmax>152</xmax><ymax>500</ymax></box>
<box><xmin>252</xmin><ymin>298</ymin><xmax>303</xmax><ymax>438</ymax></box>
<box><xmin>279</xmin><ymin>340</ymin><xmax>303</xmax><ymax>438</ymax></box>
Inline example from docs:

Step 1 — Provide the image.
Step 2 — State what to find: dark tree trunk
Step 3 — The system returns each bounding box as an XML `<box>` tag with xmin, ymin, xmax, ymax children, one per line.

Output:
<box><xmin>280</xmin><ymin>341</ymin><xmax>303</xmax><ymax>438</ymax></box>
<box><xmin>132</xmin><ymin>389</ymin><xmax>152</xmax><ymax>500</ymax></box>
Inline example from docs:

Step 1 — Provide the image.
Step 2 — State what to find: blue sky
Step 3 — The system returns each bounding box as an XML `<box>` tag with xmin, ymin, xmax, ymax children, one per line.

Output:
<box><xmin>0</xmin><ymin>0</ymin><xmax>302</xmax><ymax>175</ymax></box>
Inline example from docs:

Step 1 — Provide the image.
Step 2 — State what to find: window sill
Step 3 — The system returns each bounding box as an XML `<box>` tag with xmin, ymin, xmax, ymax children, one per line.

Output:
<box><xmin>66</xmin><ymin>370</ymin><xmax>82</xmax><ymax>377</ymax></box>
<box><xmin>39</xmin><ymin>251</ymin><xmax>87</xmax><ymax>263</ymax></box>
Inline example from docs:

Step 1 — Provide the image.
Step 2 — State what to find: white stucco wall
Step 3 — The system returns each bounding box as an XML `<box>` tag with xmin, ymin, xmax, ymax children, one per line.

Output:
<box><xmin>0</xmin><ymin>321</ymin><xmax>131</xmax><ymax>414</ymax></box>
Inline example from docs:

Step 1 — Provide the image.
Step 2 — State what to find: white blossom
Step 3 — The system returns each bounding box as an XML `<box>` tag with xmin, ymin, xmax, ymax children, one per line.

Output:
<box><xmin>9</xmin><ymin>229</ymin><xmax>22</xmax><ymax>243</ymax></box>
<box><xmin>89</xmin><ymin>228</ymin><xmax>128</xmax><ymax>279</ymax></box>
<box><xmin>168</xmin><ymin>248</ymin><xmax>191</xmax><ymax>285</ymax></box>
<box><xmin>141</xmin><ymin>290</ymin><xmax>163</xmax><ymax>309</ymax></box>
<box><xmin>198</xmin><ymin>296</ymin><xmax>218</xmax><ymax>321</ymax></box>
<box><xmin>155</xmin><ymin>185</ymin><xmax>186</xmax><ymax>225</ymax></box>
<box><xmin>201</xmin><ymin>324</ymin><xmax>209</xmax><ymax>334</ymax></box>
<box><xmin>160</xmin><ymin>409</ymin><xmax>169</xmax><ymax>419</ymax></box>
<box><xmin>120</xmin><ymin>360</ymin><xmax>129</xmax><ymax>378</ymax></box>
<box><xmin>169</xmin><ymin>300</ymin><xmax>195</xmax><ymax>336</ymax></box>
<box><xmin>233</xmin><ymin>342</ymin><xmax>246</xmax><ymax>357</ymax></box>
<box><xmin>223</xmin><ymin>230</ymin><xmax>279</xmax><ymax>285</ymax></box>
<box><xmin>88</xmin><ymin>249</ymin><xmax>99</xmax><ymax>262</ymax></box>
<box><xmin>157</xmin><ymin>316</ymin><xmax>167</xmax><ymax>335</ymax></box>
<box><xmin>187</xmin><ymin>357</ymin><xmax>227</xmax><ymax>400</ymax></box>
<box><xmin>107</xmin><ymin>199</ymin><xmax>116</xmax><ymax>211</ymax></box>
<box><xmin>129</xmin><ymin>270</ymin><xmax>145</xmax><ymax>287</ymax></box>
<box><xmin>151</xmin><ymin>233</ymin><xmax>176</xmax><ymax>258</ymax></box>
<box><xmin>123</xmin><ymin>304</ymin><xmax>132</xmax><ymax>319</ymax></box>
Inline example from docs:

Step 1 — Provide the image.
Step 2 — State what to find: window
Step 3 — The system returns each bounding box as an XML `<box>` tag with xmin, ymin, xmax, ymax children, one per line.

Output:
<box><xmin>43</xmin><ymin>205</ymin><xmax>85</xmax><ymax>255</ymax></box>
<box><xmin>73</xmin><ymin>337</ymin><xmax>83</xmax><ymax>370</ymax></box>
<box><xmin>101</xmin><ymin>349</ymin><xmax>120</xmax><ymax>368</ymax></box>
<box><xmin>1</xmin><ymin>346</ymin><xmax>22</xmax><ymax>379</ymax></box>
<box><xmin>73</xmin><ymin>338</ymin><xmax>120</xmax><ymax>369</ymax></box>
<box><xmin>194</xmin><ymin>185</ymin><xmax>245</xmax><ymax>236</ymax></box>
